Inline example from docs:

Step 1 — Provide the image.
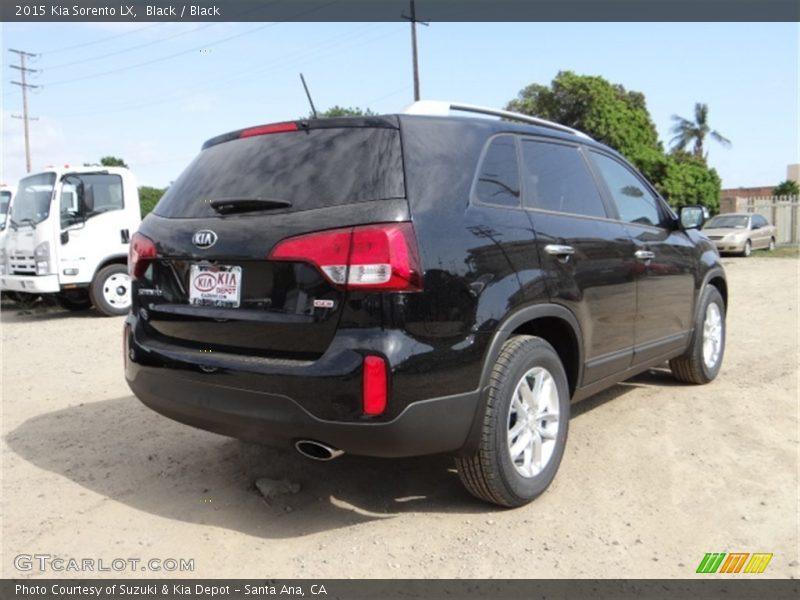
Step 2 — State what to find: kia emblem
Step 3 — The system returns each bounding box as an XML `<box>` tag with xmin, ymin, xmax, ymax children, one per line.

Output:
<box><xmin>192</xmin><ymin>230</ymin><xmax>218</xmax><ymax>249</ymax></box>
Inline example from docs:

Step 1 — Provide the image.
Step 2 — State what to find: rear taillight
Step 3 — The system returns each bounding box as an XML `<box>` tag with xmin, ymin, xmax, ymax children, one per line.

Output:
<box><xmin>362</xmin><ymin>355</ymin><xmax>388</xmax><ymax>416</ymax></box>
<box><xmin>128</xmin><ymin>232</ymin><xmax>157</xmax><ymax>280</ymax></box>
<box><xmin>269</xmin><ymin>222</ymin><xmax>423</xmax><ymax>292</ymax></box>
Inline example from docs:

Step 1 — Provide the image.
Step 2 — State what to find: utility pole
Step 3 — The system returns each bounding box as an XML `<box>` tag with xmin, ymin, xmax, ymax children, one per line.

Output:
<box><xmin>9</xmin><ymin>48</ymin><xmax>39</xmax><ymax>173</ymax></box>
<box><xmin>403</xmin><ymin>0</ymin><xmax>428</xmax><ymax>102</ymax></box>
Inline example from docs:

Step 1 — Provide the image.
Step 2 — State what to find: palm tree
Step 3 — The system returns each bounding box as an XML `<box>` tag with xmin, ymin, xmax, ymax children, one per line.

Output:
<box><xmin>670</xmin><ymin>103</ymin><xmax>731</xmax><ymax>159</ymax></box>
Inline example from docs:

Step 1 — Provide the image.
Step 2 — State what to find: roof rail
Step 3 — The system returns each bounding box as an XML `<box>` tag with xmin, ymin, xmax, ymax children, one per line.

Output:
<box><xmin>402</xmin><ymin>100</ymin><xmax>592</xmax><ymax>140</ymax></box>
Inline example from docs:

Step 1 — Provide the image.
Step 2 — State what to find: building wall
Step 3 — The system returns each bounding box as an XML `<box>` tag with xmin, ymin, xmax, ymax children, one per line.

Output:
<box><xmin>787</xmin><ymin>164</ymin><xmax>800</xmax><ymax>185</ymax></box>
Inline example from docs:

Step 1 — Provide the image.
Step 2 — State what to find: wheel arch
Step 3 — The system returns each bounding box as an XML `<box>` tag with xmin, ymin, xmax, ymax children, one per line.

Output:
<box><xmin>91</xmin><ymin>254</ymin><xmax>128</xmax><ymax>283</ymax></box>
<box><xmin>700</xmin><ymin>267</ymin><xmax>728</xmax><ymax>311</ymax></box>
<box><xmin>458</xmin><ymin>304</ymin><xmax>584</xmax><ymax>456</ymax></box>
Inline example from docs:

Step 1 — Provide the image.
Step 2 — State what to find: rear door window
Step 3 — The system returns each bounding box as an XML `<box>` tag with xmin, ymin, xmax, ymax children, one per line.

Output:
<box><xmin>154</xmin><ymin>126</ymin><xmax>404</xmax><ymax>219</ymax></box>
<box><xmin>520</xmin><ymin>140</ymin><xmax>606</xmax><ymax>218</ymax></box>
<box><xmin>473</xmin><ymin>135</ymin><xmax>521</xmax><ymax>208</ymax></box>
<box><xmin>589</xmin><ymin>152</ymin><xmax>664</xmax><ymax>227</ymax></box>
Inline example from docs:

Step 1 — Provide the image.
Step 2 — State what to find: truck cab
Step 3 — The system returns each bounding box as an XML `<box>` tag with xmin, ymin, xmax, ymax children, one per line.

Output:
<box><xmin>0</xmin><ymin>166</ymin><xmax>141</xmax><ymax>316</ymax></box>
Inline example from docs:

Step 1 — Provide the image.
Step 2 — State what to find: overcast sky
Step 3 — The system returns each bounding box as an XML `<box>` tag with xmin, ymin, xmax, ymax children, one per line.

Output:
<box><xmin>1</xmin><ymin>21</ymin><xmax>798</xmax><ymax>189</ymax></box>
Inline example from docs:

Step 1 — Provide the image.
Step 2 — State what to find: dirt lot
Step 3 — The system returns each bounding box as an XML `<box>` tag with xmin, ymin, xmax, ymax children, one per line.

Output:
<box><xmin>1</xmin><ymin>256</ymin><xmax>797</xmax><ymax>579</ymax></box>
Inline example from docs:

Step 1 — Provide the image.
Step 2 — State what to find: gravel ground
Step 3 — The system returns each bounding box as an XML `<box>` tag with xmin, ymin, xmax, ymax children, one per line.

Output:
<box><xmin>1</xmin><ymin>255</ymin><xmax>797</xmax><ymax>579</ymax></box>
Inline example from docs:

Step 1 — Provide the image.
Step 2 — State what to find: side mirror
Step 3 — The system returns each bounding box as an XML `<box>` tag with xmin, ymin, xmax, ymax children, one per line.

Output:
<box><xmin>60</xmin><ymin>231</ymin><xmax>69</xmax><ymax>245</ymax></box>
<box><xmin>751</xmin><ymin>222</ymin><xmax>761</xmax><ymax>230</ymax></box>
<box><xmin>679</xmin><ymin>206</ymin><xmax>705</xmax><ymax>230</ymax></box>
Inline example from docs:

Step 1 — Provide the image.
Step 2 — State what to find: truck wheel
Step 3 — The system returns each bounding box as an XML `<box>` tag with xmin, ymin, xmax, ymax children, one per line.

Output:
<box><xmin>90</xmin><ymin>264</ymin><xmax>132</xmax><ymax>316</ymax></box>
<box><xmin>56</xmin><ymin>289</ymin><xmax>92</xmax><ymax>311</ymax></box>
<box><xmin>669</xmin><ymin>286</ymin><xmax>725</xmax><ymax>384</ymax></box>
<box><xmin>455</xmin><ymin>335</ymin><xmax>570</xmax><ymax>507</ymax></box>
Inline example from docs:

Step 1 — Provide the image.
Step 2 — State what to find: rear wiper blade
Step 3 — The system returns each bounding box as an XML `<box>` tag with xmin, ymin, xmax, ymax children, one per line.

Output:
<box><xmin>209</xmin><ymin>198</ymin><xmax>292</xmax><ymax>214</ymax></box>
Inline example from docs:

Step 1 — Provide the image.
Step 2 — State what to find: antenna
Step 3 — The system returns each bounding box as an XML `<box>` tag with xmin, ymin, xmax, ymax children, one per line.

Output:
<box><xmin>300</xmin><ymin>73</ymin><xmax>318</xmax><ymax>119</ymax></box>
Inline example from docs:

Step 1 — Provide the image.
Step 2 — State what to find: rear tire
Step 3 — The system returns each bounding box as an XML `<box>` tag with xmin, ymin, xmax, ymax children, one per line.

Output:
<box><xmin>455</xmin><ymin>335</ymin><xmax>569</xmax><ymax>508</ymax></box>
<box><xmin>669</xmin><ymin>286</ymin><xmax>725</xmax><ymax>384</ymax></box>
<box><xmin>90</xmin><ymin>264</ymin><xmax>132</xmax><ymax>316</ymax></box>
<box><xmin>768</xmin><ymin>237</ymin><xmax>776</xmax><ymax>251</ymax></box>
<box><xmin>56</xmin><ymin>289</ymin><xmax>92</xmax><ymax>311</ymax></box>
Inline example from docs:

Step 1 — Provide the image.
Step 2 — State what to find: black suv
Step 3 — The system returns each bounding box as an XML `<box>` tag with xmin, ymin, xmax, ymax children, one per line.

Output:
<box><xmin>125</xmin><ymin>102</ymin><xmax>727</xmax><ymax>507</ymax></box>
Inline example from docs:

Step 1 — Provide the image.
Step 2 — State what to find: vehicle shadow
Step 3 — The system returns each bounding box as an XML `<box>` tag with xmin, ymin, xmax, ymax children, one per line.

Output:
<box><xmin>5</xmin><ymin>395</ymin><xmax>488</xmax><ymax>540</ymax></box>
<box><xmin>0</xmin><ymin>300</ymin><xmax>101</xmax><ymax>323</ymax></box>
<box><xmin>7</xmin><ymin>369</ymin><xmax>677</xmax><ymax>538</ymax></box>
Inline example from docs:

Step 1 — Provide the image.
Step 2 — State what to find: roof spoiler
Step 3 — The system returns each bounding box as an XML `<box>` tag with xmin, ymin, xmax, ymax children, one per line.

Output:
<box><xmin>402</xmin><ymin>100</ymin><xmax>592</xmax><ymax>140</ymax></box>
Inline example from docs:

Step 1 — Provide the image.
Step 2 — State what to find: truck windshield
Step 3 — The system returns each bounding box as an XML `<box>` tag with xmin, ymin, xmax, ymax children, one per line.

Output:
<box><xmin>10</xmin><ymin>173</ymin><xmax>56</xmax><ymax>227</ymax></box>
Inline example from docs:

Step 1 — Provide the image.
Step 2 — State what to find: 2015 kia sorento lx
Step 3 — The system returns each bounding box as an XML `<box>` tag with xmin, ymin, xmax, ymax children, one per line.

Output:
<box><xmin>125</xmin><ymin>101</ymin><xmax>727</xmax><ymax>507</ymax></box>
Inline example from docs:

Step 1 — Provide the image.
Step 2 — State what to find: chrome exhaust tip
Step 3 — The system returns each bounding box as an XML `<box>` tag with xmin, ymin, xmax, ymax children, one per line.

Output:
<box><xmin>294</xmin><ymin>440</ymin><xmax>345</xmax><ymax>461</ymax></box>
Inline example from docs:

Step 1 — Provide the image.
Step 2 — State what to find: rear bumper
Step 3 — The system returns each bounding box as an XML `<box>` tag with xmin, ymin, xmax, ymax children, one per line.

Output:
<box><xmin>0</xmin><ymin>274</ymin><xmax>60</xmax><ymax>293</ymax></box>
<box><xmin>125</xmin><ymin>320</ymin><xmax>481</xmax><ymax>458</ymax></box>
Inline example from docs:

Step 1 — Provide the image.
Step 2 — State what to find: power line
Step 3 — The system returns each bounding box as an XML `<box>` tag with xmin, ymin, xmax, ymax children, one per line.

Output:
<box><xmin>48</xmin><ymin>24</ymin><xmax>395</xmax><ymax>119</ymax></box>
<box><xmin>39</xmin><ymin>23</ymin><xmax>163</xmax><ymax>54</ymax></box>
<box><xmin>41</xmin><ymin>0</ymin><xmax>339</xmax><ymax>89</ymax></box>
<box><xmin>9</xmin><ymin>49</ymin><xmax>39</xmax><ymax>173</ymax></box>
<box><xmin>44</xmin><ymin>23</ymin><xmax>218</xmax><ymax>70</ymax></box>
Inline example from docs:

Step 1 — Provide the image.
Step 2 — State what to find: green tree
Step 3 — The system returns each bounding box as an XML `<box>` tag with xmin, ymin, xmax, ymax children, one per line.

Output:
<box><xmin>506</xmin><ymin>71</ymin><xmax>722</xmax><ymax>214</ymax></box>
<box><xmin>308</xmin><ymin>106</ymin><xmax>376</xmax><ymax>119</ymax></box>
<box><xmin>138</xmin><ymin>186</ymin><xmax>166</xmax><ymax>216</ymax></box>
<box><xmin>773</xmin><ymin>180</ymin><xmax>799</xmax><ymax>197</ymax></box>
<box><xmin>669</xmin><ymin>103</ymin><xmax>731</xmax><ymax>159</ymax></box>
<box><xmin>506</xmin><ymin>71</ymin><xmax>664</xmax><ymax>180</ymax></box>
<box><xmin>83</xmin><ymin>156</ymin><xmax>129</xmax><ymax>168</ymax></box>
<box><xmin>100</xmin><ymin>156</ymin><xmax>128</xmax><ymax>167</ymax></box>
<box><xmin>656</xmin><ymin>151</ymin><xmax>722</xmax><ymax>214</ymax></box>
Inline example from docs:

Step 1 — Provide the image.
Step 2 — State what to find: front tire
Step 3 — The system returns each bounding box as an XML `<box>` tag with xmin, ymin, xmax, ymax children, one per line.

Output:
<box><xmin>90</xmin><ymin>264</ymin><xmax>132</xmax><ymax>316</ymax></box>
<box><xmin>455</xmin><ymin>335</ymin><xmax>570</xmax><ymax>507</ymax></box>
<box><xmin>741</xmin><ymin>240</ymin><xmax>752</xmax><ymax>257</ymax></box>
<box><xmin>669</xmin><ymin>286</ymin><xmax>725</xmax><ymax>384</ymax></box>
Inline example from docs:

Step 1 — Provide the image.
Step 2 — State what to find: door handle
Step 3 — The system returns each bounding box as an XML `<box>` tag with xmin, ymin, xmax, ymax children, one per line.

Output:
<box><xmin>544</xmin><ymin>244</ymin><xmax>575</xmax><ymax>257</ymax></box>
<box><xmin>635</xmin><ymin>250</ymin><xmax>655</xmax><ymax>261</ymax></box>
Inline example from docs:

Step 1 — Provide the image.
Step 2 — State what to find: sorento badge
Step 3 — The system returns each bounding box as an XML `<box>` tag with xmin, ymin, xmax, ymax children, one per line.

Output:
<box><xmin>192</xmin><ymin>230</ymin><xmax>218</xmax><ymax>249</ymax></box>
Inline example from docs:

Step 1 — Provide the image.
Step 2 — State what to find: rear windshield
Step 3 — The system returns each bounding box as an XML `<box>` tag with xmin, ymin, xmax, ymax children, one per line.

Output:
<box><xmin>154</xmin><ymin>126</ymin><xmax>405</xmax><ymax>218</ymax></box>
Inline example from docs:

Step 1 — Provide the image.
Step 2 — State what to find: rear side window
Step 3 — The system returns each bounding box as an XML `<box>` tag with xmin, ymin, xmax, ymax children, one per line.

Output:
<box><xmin>589</xmin><ymin>152</ymin><xmax>663</xmax><ymax>227</ymax></box>
<box><xmin>474</xmin><ymin>136</ymin><xmax>520</xmax><ymax>207</ymax></box>
<box><xmin>154</xmin><ymin>127</ymin><xmax>404</xmax><ymax>218</ymax></box>
<box><xmin>520</xmin><ymin>140</ymin><xmax>606</xmax><ymax>218</ymax></box>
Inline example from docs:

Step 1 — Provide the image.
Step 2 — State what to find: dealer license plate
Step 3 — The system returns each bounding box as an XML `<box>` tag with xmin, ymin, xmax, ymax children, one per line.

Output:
<box><xmin>189</xmin><ymin>264</ymin><xmax>242</xmax><ymax>308</ymax></box>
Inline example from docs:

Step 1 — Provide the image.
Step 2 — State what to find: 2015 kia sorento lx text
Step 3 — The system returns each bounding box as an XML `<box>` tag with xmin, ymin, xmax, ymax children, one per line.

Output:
<box><xmin>125</xmin><ymin>101</ymin><xmax>727</xmax><ymax>507</ymax></box>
